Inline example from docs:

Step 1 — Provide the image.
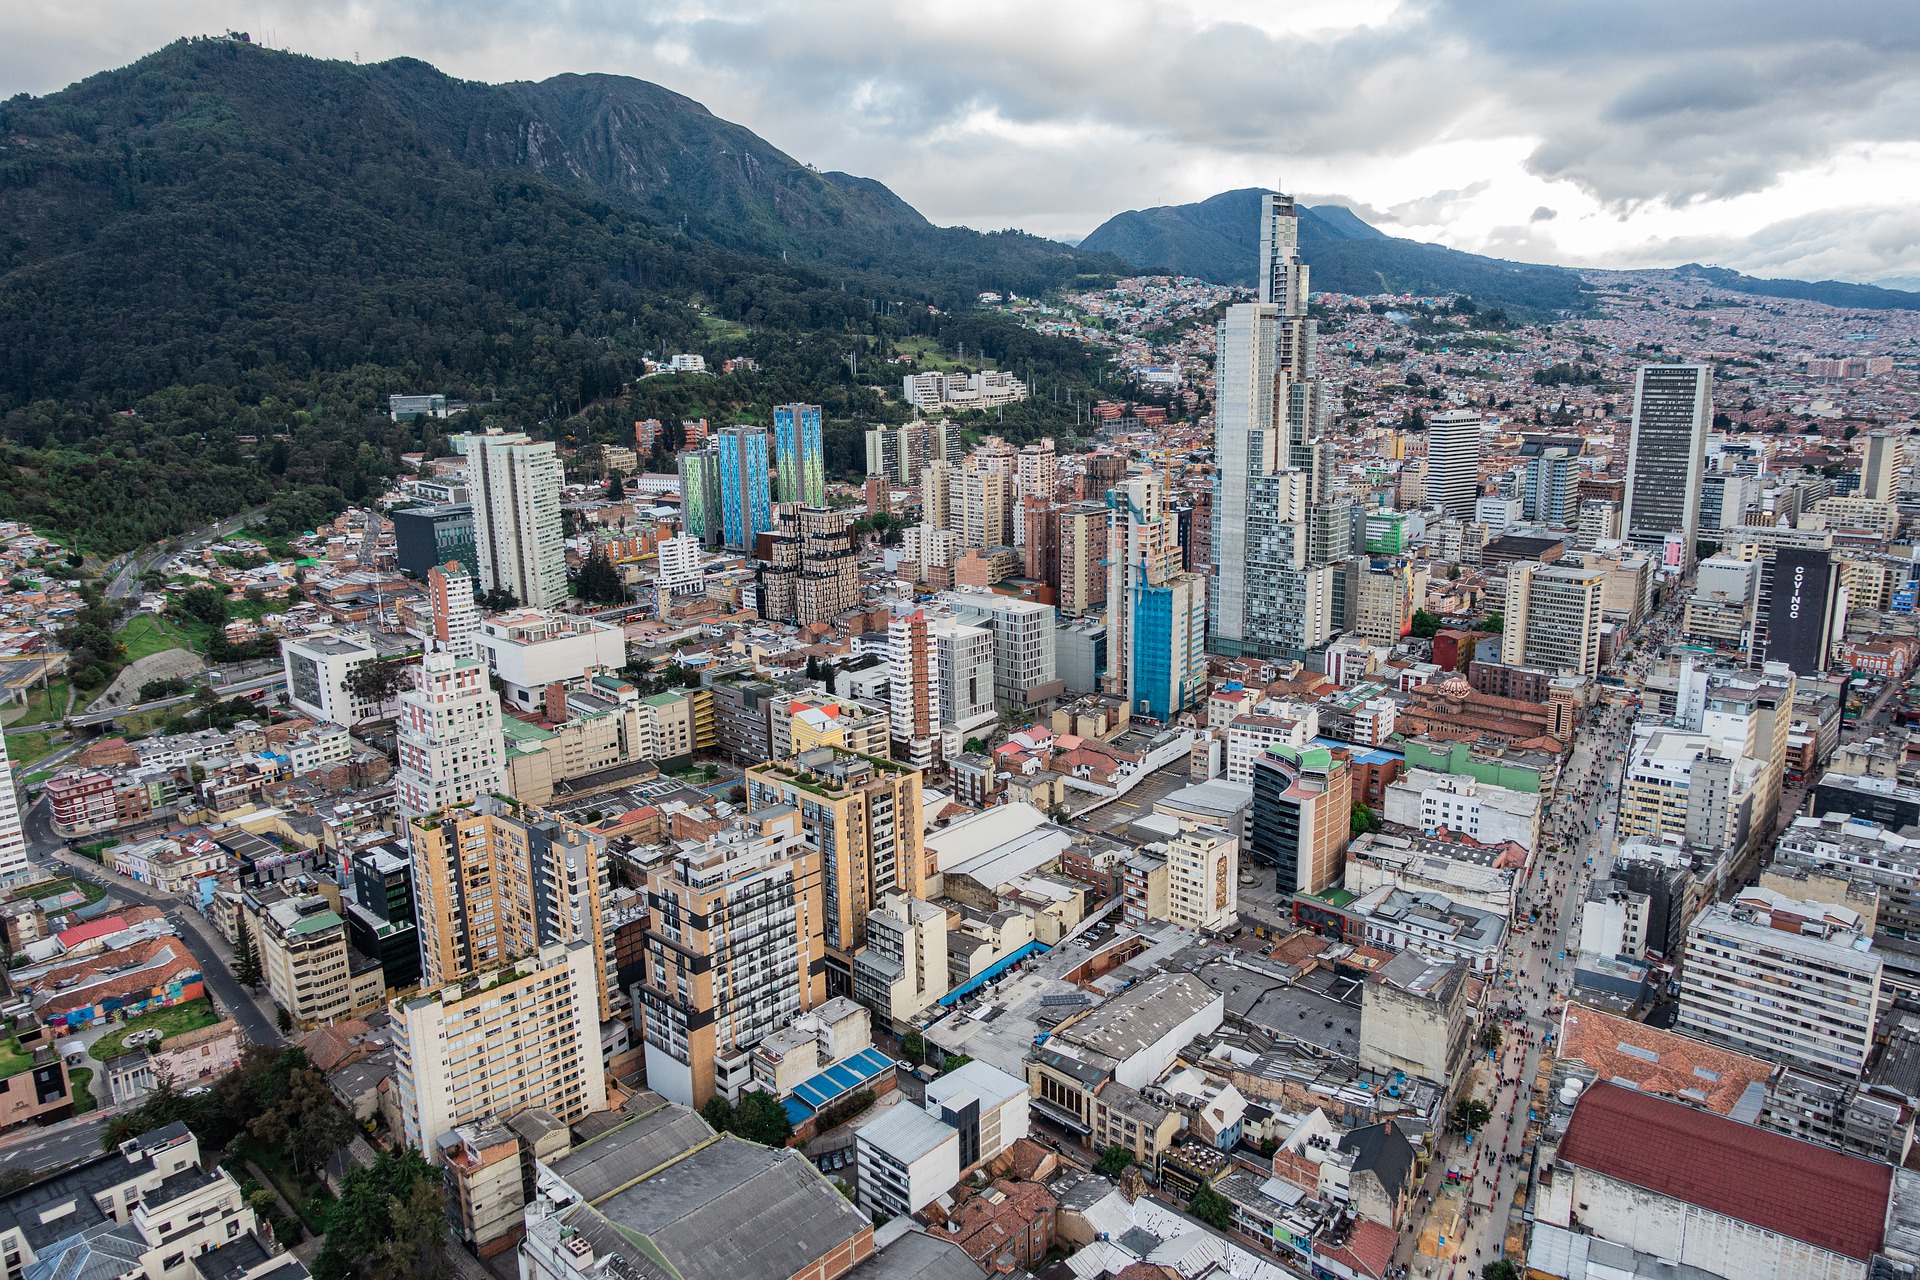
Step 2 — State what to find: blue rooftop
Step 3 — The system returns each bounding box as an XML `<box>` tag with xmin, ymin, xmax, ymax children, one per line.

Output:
<box><xmin>783</xmin><ymin>1046</ymin><xmax>898</xmax><ymax>1122</ymax></box>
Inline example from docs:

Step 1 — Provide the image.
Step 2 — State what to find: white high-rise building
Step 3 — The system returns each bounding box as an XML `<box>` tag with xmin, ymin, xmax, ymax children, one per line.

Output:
<box><xmin>1862</xmin><ymin>431</ymin><xmax>1899</xmax><ymax>503</ymax></box>
<box><xmin>458</xmin><ymin>429</ymin><xmax>566</xmax><ymax>608</ymax></box>
<box><xmin>1623</xmin><ymin>364</ymin><xmax>1712</xmax><ymax>572</ymax></box>
<box><xmin>1166</xmin><ymin>821</ymin><xmax>1238</xmax><ymax>933</ymax></box>
<box><xmin>0</xmin><ymin>732</ymin><xmax>28</xmax><ymax>884</ymax></box>
<box><xmin>1425</xmin><ymin>409</ymin><xmax>1484</xmax><ymax>519</ymax></box>
<box><xmin>1502</xmin><ymin>562</ymin><xmax>1607</xmax><ymax>678</ymax></box>
<box><xmin>946</xmin><ymin>591</ymin><xmax>1062</xmax><ymax>711</ymax></box>
<box><xmin>1209</xmin><ymin>191</ymin><xmax>1340</xmax><ymax>661</ymax></box>
<box><xmin>654</xmin><ymin>533</ymin><xmax>705</xmax><ymax>601</ymax></box>
<box><xmin>395</xmin><ymin>651</ymin><xmax>506</xmax><ymax>818</ymax></box>
<box><xmin>426</xmin><ymin>564</ymin><xmax>479</xmax><ymax>659</ymax></box>
<box><xmin>931</xmin><ymin>616</ymin><xmax>996</xmax><ymax>736</ymax></box>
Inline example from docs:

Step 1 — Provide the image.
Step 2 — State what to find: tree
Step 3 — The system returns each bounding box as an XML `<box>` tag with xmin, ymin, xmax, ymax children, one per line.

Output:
<box><xmin>369</xmin><ymin>1179</ymin><xmax>454</xmax><ymax>1280</ymax></box>
<box><xmin>963</xmin><ymin>737</ymin><xmax>989</xmax><ymax>754</ymax></box>
<box><xmin>1451</xmin><ymin>1097</ymin><xmax>1492</xmax><ymax>1133</ymax></box>
<box><xmin>479</xmin><ymin>587</ymin><xmax>519</xmax><ymax>612</ymax></box>
<box><xmin>701</xmin><ymin>1096</ymin><xmax>735</xmax><ymax>1131</ymax></box>
<box><xmin>605</xmin><ymin>471</ymin><xmax>626</xmax><ymax>500</ymax></box>
<box><xmin>1096</xmin><ymin>1146</ymin><xmax>1135</xmax><ymax>1176</ymax></box>
<box><xmin>170</xmin><ymin>585</ymin><xmax>230</xmax><ymax>628</ymax></box>
<box><xmin>574</xmin><ymin>547</ymin><xmax>627</xmax><ymax>605</ymax></box>
<box><xmin>276</xmin><ymin>1006</ymin><xmax>294</xmax><ymax>1035</ymax></box>
<box><xmin>1480</xmin><ymin>610</ymin><xmax>1505</xmax><ymax>634</ymax></box>
<box><xmin>729</xmin><ymin>1090</ymin><xmax>794</xmax><ymax>1147</ymax></box>
<box><xmin>1189</xmin><ymin>1184</ymin><xmax>1233</xmax><ymax>1230</ymax></box>
<box><xmin>900</xmin><ymin>1031</ymin><xmax>927</xmax><ymax>1065</ymax></box>
<box><xmin>1482</xmin><ymin>1262</ymin><xmax>1520</xmax><ymax>1280</ymax></box>
<box><xmin>317</xmin><ymin>1149</ymin><xmax>444</xmax><ymax>1280</ymax></box>
<box><xmin>1350</xmin><ymin>802</ymin><xmax>1381</xmax><ymax>836</ymax></box>
<box><xmin>231</xmin><ymin>921</ymin><xmax>263</xmax><ymax>989</ymax></box>
<box><xmin>345</xmin><ymin>658</ymin><xmax>412</xmax><ymax>708</ymax></box>
<box><xmin>249</xmin><ymin>1066</ymin><xmax>355</xmax><ymax>1176</ymax></box>
<box><xmin>1481</xmin><ymin>1025</ymin><xmax>1503</xmax><ymax>1053</ymax></box>
<box><xmin>1409</xmin><ymin>609</ymin><xmax>1442</xmax><ymax>638</ymax></box>
<box><xmin>1447</xmin><ymin>564</ymin><xmax>1461</xmax><ymax>581</ymax></box>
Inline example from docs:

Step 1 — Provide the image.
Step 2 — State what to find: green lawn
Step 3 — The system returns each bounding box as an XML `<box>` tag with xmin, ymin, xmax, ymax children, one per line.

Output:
<box><xmin>698</xmin><ymin>313</ymin><xmax>750</xmax><ymax>344</ymax></box>
<box><xmin>88</xmin><ymin>999</ymin><xmax>219</xmax><ymax>1063</ymax></box>
<box><xmin>5</xmin><ymin>731</ymin><xmax>57</xmax><ymax>768</ymax></box>
<box><xmin>116</xmin><ymin>613</ymin><xmax>204</xmax><ymax>661</ymax></box>
<box><xmin>227</xmin><ymin>595</ymin><xmax>291</xmax><ymax>622</ymax></box>
<box><xmin>9</xmin><ymin>681</ymin><xmax>70</xmax><ymax>726</ymax></box>
<box><xmin>68</xmin><ymin>1067</ymin><xmax>95</xmax><ymax>1115</ymax></box>
<box><xmin>0</xmin><ymin>1038</ymin><xmax>33</xmax><ymax>1080</ymax></box>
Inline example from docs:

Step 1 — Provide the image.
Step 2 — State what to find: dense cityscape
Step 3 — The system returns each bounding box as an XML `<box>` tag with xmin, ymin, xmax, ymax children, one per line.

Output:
<box><xmin>0</xmin><ymin>30</ymin><xmax>1918</xmax><ymax>1280</ymax></box>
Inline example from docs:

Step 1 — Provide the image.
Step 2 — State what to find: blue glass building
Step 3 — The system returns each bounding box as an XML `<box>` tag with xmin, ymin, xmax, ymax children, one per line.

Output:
<box><xmin>774</xmin><ymin>403</ymin><xmax>826</xmax><ymax>506</ymax></box>
<box><xmin>717</xmin><ymin>427</ymin><xmax>773</xmax><ymax>551</ymax></box>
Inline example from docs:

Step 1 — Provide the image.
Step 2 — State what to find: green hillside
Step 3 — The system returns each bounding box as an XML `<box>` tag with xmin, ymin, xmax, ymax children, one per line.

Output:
<box><xmin>0</xmin><ymin>39</ymin><xmax>1120</xmax><ymax>551</ymax></box>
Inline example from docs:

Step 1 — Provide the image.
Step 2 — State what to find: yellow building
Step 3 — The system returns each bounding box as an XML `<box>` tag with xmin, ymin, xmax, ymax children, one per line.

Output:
<box><xmin>745</xmin><ymin>748</ymin><xmax>926</xmax><ymax>967</ymax></box>
<box><xmin>408</xmin><ymin>798</ymin><xmax>612</xmax><ymax>1021</ymax></box>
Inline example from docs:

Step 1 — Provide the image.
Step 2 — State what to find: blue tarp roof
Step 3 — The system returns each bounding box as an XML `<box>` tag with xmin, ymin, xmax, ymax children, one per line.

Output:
<box><xmin>938</xmin><ymin>941</ymin><xmax>1048</xmax><ymax>1008</ymax></box>
<box><xmin>783</xmin><ymin>1046</ymin><xmax>898</xmax><ymax>1121</ymax></box>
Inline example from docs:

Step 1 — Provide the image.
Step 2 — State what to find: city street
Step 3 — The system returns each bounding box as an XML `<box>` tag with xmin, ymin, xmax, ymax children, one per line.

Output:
<box><xmin>1395</xmin><ymin>682</ymin><xmax>1639</xmax><ymax>1278</ymax></box>
<box><xmin>23</xmin><ymin>798</ymin><xmax>284</xmax><ymax>1049</ymax></box>
<box><xmin>0</xmin><ymin>1112</ymin><xmax>116</xmax><ymax>1175</ymax></box>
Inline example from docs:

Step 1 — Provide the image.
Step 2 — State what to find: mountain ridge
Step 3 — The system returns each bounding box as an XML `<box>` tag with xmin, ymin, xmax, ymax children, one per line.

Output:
<box><xmin>1080</xmin><ymin>187</ymin><xmax>1920</xmax><ymax>315</ymax></box>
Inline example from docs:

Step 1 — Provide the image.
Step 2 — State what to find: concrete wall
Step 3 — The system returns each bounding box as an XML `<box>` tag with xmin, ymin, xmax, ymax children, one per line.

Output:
<box><xmin>1570</xmin><ymin>1167</ymin><xmax>1868</xmax><ymax>1280</ymax></box>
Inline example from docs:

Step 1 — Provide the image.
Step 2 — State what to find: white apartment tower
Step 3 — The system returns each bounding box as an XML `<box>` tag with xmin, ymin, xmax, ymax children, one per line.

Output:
<box><xmin>1502</xmin><ymin>562</ymin><xmax>1607</xmax><ymax>679</ymax></box>
<box><xmin>458</xmin><ymin>429</ymin><xmax>567</xmax><ymax>608</ymax></box>
<box><xmin>1166</xmin><ymin>822</ymin><xmax>1238</xmax><ymax>933</ymax></box>
<box><xmin>426</xmin><ymin>563</ymin><xmax>479</xmax><ymax>658</ymax></box>
<box><xmin>1623</xmin><ymin>364</ymin><xmax>1712</xmax><ymax>572</ymax></box>
<box><xmin>0</xmin><ymin>732</ymin><xmax>27</xmax><ymax>885</ymax></box>
<box><xmin>395</xmin><ymin>651</ymin><xmax>506</xmax><ymax>818</ymax></box>
<box><xmin>889</xmin><ymin>609</ymin><xmax>938</xmax><ymax>769</ymax></box>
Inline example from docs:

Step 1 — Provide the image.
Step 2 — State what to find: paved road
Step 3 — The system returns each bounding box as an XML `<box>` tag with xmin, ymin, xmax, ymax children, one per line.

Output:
<box><xmin>11</xmin><ymin>670</ymin><xmax>286</xmax><ymax>734</ymax></box>
<box><xmin>106</xmin><ymin>507</ymin><xmax>267</xmax><ymax>601</ymax></box>
<box><xmin>24</xmin><ymin>799</ymin><xmax>285</xmax><ymax>1049</ymax></box>
<box><xmin>0</xmin><ymin>1112</ymin><xmax>115</xmax><ymax>1174</ymax></box>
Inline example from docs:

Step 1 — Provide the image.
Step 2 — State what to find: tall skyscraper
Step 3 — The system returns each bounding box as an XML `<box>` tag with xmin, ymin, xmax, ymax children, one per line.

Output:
<box><xmin>0</xmin><ymin>731</ymin><xmax>27</xmax><ymax>885</ymax></box>
<box><xmin>425</xmin><ymin>564</ymin><xmax>479</xmax><ymax>658</ymax></box>
<box><xmin>1623</xmin><ymin>364</ymin><xmax>1712</xmax><ymax>570</ymax></box>
<box><xmin>408</xmin><ymin>796</ymin><xmax>612</xmax><ymax>1019</ymax></box>
<box><xmin>1109</xmin><ymin>472</ymin><xmax>1207</xmax><ymax>723</ymax></box>
<box><xmin>888</xmin><ymin>609</ymin><xmax>938</xmax><ymax>768</ymax></box>
<box><xmin>716</xmin><ymin>426</ymin><xmax>773</xmax><ymax>551</ymax></box>
<box><xmin>774</xmin><ymin>403</ymin><xmax>826</xmax><ymax>506</ymax></box>
<box><xmin>1209</xmin><ymin>192</ymin><xmax>1343</xmax><ymax>660</ymax></box>
<box><xmin>395</xmin><ymin>650</ymin><xmax>505</xmax><ymax>818</ymax></box>
<box><xmin>1425</xmin><ymin>409</ymin><xmax>1484</xmax><ymax>519</ymax></box>
<box><xmin>757</xmin><ymin>504</ymin><xmax>859</xmax><ymax>625</ymax></box>
<box><xmin>677</xmin><ymin>447</ymin><xmax>724</xmax><ymax>547</ymax></box>
<box><xmin>1502</xmin><ymin>562</ymin><xmax>1607</xmax><ymax>678</ymax></box>
<box><xmin>955</xmin><ymin>460</ymin><xmax>1011</xmax><ymax>549</ymax></box>
<box><xmin>1862</xmin><ymin>431</ymin><xmax>1899</xmax><ymax>503</ymax></box>
<box><xmin>458</xmin><ymin>430</ymin><xmax>566</xmax><ymax>608</ymax></box>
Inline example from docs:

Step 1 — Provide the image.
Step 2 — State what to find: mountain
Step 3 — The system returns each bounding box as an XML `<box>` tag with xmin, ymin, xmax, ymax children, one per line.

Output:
<box><xmin>0</xmin><ymin>39</ymin><xmax>1120</xmax><ymax>552</ymax></box>
<box><xmin>1082</xmin><ymin>188</ymin><xmax>1920</xmax><ymax>317</ymax></box>
<box><xmin>1668</xmin><ymin>265</ymin><xmax>1920</xmax><ymax>312</ymax></box>
<box><xmin>1080</xmin><ymin>187</ymin><xmax>1589</xmax><ymax>316</ymax></box>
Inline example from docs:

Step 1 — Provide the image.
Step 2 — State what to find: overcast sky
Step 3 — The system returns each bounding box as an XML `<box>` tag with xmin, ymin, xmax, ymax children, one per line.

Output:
<box><xmin>8</xmin><ymin>0</ymin><xmax>1920</xmax><ymax>285</ymax></box>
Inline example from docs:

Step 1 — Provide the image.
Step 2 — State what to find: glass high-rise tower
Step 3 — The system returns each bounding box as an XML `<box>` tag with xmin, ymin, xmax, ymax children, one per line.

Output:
<box><xmin>1624</xmin><ymin>364</ymin><xmax>1712</xmax><ymax>571</ymax></box>
<box><xmin>774</xmin><ymin>402</ymin><xmax>826</xmax><ymax>506</ymax></box>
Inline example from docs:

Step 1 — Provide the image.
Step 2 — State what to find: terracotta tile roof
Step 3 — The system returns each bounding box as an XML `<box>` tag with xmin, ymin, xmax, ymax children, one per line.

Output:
<box><xmin>1557</xmin><ymin>1081</ymin><xmax>1892</xmax><ymax>1262</ymax></box>
<box><xmin>1313</xmin><ymin>1220</ymin><xmax>1395</xmax><ymax>1280</ymax></box>
<box><xmin>1558</xmin><ymin>1003</ymin><xmax>1772</xmax><ymax>1117</ymax></box>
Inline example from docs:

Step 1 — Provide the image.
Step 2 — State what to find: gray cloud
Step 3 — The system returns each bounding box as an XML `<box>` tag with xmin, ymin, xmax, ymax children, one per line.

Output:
<box><xmin>2</xmin><ymin>0</ymin><xmax>1918</xmax><ymax>281</ymax></box>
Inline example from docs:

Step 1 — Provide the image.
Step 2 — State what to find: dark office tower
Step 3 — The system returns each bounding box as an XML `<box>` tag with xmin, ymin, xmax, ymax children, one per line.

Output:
<box><xmin>1623</xmin><ymin>364</ymin><xmax>1712</xmax><ymax>572</ymax></box>
<box><xmin>392</xmin><ymin>504</ymin><xmax>477</xmax><ymax>582</ymax></box>
<box><xmin>347</xmin><ymin>843</ymin><xmax>420</xmax><ymax>990</ymax></box>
